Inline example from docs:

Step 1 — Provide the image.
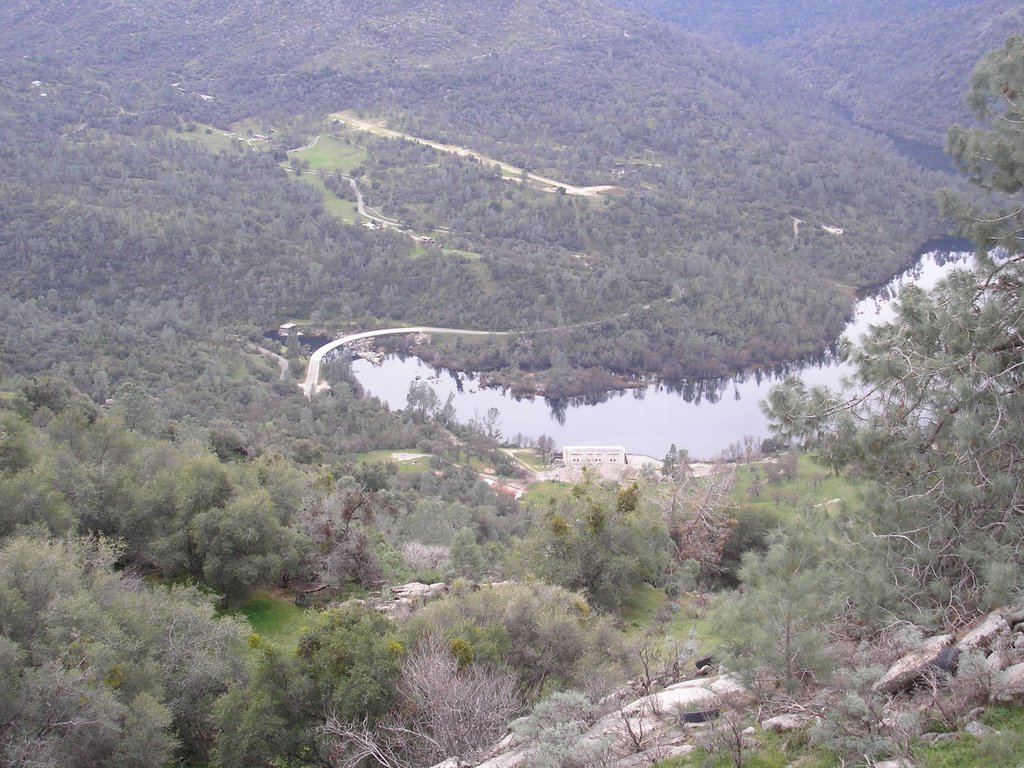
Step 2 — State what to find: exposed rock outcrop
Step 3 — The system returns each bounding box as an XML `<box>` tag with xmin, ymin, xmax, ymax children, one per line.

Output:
<box><xmin>468</xmin><ymin>673</ymin><xmax>747</xmax><ymax>768</ymax></box>
<box><xmin>348</xmin><ymin>581</ymin><xmax>450</xmax><ymax>620</ymax></box>
<box><xmin>760</xmin><ymin>712</ymin><xmax>814</xmax><ymax>733</ymax></box>
<box><xmin>873</xmin><ymin>608</ymin><xmax>1024</xmax><ymax>696</ymax></box>
<box><xmin>957</xmin><ymin>611</ymin><xmax>1010</xmax><ymax>655</ymax></box>
<box><xmin>435</xmin><ymin>605</ymin><xmax>1024</xmax><ymax>768</ymax></box>
<box><xmin>872</xmin><ymin>634</ymin><xmax>955</xmax><ymax>694</ymax></box>
<box><xmin>995</xmin><ymin>661</ymin><xmax>1024</xmax><ymax>703</ymax></box>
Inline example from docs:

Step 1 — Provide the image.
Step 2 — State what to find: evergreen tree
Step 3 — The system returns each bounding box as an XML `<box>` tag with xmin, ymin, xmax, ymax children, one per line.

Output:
<box><xmin>710</xmin><ymin>518</ymin><xmax>838</xmax><ymax>691</ymax></box>
<box><xmin>764</xmin><ymin>36</ymin><xmax>1024</xmax><ymax>626</ymax></box>
<box><xmin>520</xmin><ymin>481</ymin><xmax>671</xmax><ymax>610</ymax></box>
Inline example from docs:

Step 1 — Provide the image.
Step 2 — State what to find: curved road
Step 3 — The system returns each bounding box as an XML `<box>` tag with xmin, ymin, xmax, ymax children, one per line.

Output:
<box><xmin>342</xmin><ymin>176</ymin><xmax>402</xmax><ymax>230</ymax></box>
<box><xmin>248</xmin><ymin>343</ymin><xmax>290</xmax><ymax>381</ymax></box>
<box><xmin>290</xmin><ymin>135</ymin><xmax>321</xmax><ymax>153</ymax></box>
<box><xmin>286</xmin><ymin>164</ymin><xmax>405</xmax><ymax>231</ymax></box>
<box><xmin>303</xmin><ymin>327</ymin><xmax>508</xmax><ymax>398</ymax></box>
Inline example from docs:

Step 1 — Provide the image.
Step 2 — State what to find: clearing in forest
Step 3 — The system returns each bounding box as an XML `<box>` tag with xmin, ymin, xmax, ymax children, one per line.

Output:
<box><xmin>330</xmin><ymin>111</ymin><xmax>618</xmax><ymax>197</ymax></box>
<box><xmin>288</xmin><ymin>134</ymin><xmax>368</xmax><ymax>173</ymax></box>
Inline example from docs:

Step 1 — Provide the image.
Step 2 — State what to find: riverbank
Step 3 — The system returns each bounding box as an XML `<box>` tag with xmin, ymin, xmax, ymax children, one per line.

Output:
<box><xmin>363</xmin><ymin>246</ymin><xmax>975</xmax><ymax>402</ymax></box>
<box><xmin>349</xmin><ymin>250</ymin><xmax>974</xmax><ymax>459</ymax></box>
<box><xmin>374</xmin><ymin>332</ymin><xmax>829</xmax><ymax>402</ymax></box>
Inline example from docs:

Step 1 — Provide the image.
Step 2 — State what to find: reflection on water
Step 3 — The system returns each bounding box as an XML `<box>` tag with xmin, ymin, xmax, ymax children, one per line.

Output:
<box><xmin>351</xmin><ymin>251</ymin><xmax>973</xmax><ymax>460</ymax></box>
<box><xmin>548</xmin><ymin>400</ymin><xmax>566</xmax><ymax>426</ymax></box>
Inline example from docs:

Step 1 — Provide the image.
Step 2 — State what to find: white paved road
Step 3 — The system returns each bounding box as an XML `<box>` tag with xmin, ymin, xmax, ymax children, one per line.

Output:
<box><xmin>302</xmin><ymin>326</ymin><xmax>508</xmax><ymax>398</ymax></box>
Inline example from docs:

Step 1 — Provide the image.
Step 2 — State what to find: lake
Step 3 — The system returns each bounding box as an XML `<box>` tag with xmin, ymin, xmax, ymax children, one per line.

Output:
<box><xmin>350</xmin><ymin>249</ymin><xmax>973</xmax><ymax>460</ymax></box>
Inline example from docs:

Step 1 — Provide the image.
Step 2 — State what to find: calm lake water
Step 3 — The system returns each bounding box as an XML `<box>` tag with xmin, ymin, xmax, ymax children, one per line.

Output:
<box><xmin>351</xmin><ymin>250</ymin><xmax>973</xmax><ymax>460</ymax></box>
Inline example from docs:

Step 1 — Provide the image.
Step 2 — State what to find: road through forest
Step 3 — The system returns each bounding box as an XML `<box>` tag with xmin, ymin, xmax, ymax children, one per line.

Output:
<box><xmin>331</xmin><ymin>112</ymin><xmax>617</xmax><ymax>197</ymax></box>
<box><xmin>302</xmin><ymin>326</ymin><xmax>509</xmax><ymax>398</ymax></box>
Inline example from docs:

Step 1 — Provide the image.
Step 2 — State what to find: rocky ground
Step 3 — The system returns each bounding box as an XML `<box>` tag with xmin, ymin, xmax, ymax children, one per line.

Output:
<box><xmin>421</xmin><ymin>601</ymin><xmax>1024</xmax><ymax>768</ymax></box>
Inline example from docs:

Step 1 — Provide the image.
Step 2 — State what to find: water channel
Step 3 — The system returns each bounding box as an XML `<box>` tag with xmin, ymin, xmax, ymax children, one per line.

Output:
<box><xmin>350</xmin><ymin>248</ymin><xmax>974</xmax><ymax>460</ymax></box>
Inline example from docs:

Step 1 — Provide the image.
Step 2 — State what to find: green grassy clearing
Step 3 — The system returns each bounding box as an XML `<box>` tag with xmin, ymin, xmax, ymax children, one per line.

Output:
<box><xmin>730</xmin><ymin>454</ymin><xmax>861</xmax><ymax>519</ymax></box>
<box><xmin>614</xmin><ymin>585</ymin><xmax>715</xmax><ymax>664</ymax></box>
<box><xmin>505</xmin><ymin>448</ymin><xmax>547</xmax><ymax>472</ymax></box>
<box><xmin>297</xmin><ymin>174</ymin><xmax>359</xmax><ymax>222</ymax></box>
<box><xmin>394</xmin><ymin>456</ymin><xmax>432</xmax><ymax>474</ymax></box>
<box><xmin>290</xmin><ymin>134</ymin><xmax>367</xmax><ymax>173</ymax></box>
<box><xmin>664</xmin><ymin>594</ymin><xmax>716</xmax><ymax>647</ymax></box>
<box><xmin>663</xmin><ymin>729</ymin><xmax>794</xmax><ymax>768</ymax></box>
<box><xmin>230</xmin><ymin>117</ymin><xmax>272</xmax><ymax>137</ymax></box>
<box><xmin>521</xmin><ymin>480</ymin><xmax>570</xmax><ymax>506</ymax></box>
<box><xmin>618</xmin><ymin>583</ymin><xmax>667</xmax><ymax>629</ymax></box>
<box><xmin>462</xmin><ymin>455</ymin><xmax>495</xmax><ymax>474</ymax></box>
<box><xmin>235</xmin><ymin>591</ymin><xmax>311</xmax><ymax>652</ymax></box>
<box><xmin>655</xmin><ymin>705</ymin><xmax>1024</xmax><ymax>768</ymax></box>
<box><xmin>356</xmin><ymin>450</ymin><xmax>433</xmax><ymax>475</ymax></box>
<box><xmin>914</xmin><ymin>706</ymin><xmax>1024</xmax><ymax>768</ymax></box>
<box><xmin>169</xmin><ymin>124</ymin><xmax>242</xmax><ymax>153</ymax></box>
<box><xmin>670</xmin><ymin>743</ymin><xmax>826</xmax><ymax>768</ymax></box>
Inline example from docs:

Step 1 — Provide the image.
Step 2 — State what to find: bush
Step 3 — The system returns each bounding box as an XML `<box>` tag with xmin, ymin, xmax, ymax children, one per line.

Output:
<box><xmin>407</xmin><ymin>581</ymin><xmax>632</xmax><ymax>696</ymax></box>
<box><xmin>513</xmin><ymin>691</ymin><xmax>613</xmax><ymax>768</ymax></box>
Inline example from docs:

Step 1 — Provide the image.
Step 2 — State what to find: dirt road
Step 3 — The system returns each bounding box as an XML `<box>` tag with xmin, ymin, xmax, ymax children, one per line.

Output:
<box><xmin>332</xmin><ymin>112</ymin><xmax>617</xmax><ymax>197</ymax></box>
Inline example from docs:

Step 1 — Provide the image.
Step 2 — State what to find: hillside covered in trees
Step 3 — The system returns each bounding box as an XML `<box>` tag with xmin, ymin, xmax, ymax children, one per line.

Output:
<box><xmin>619</xmin><ymin>0</ymin><xmax>1023</xmax><ymax>147</ymax></box>
<box><xmin>3</xmin><ymin>3</ymin><xmax>1024</xmax><ymax>767</ymax></box>
<box><xmin>0</xmin><ymin>0</ymin><xmax>974</xmax><ymax>395</ymax></box>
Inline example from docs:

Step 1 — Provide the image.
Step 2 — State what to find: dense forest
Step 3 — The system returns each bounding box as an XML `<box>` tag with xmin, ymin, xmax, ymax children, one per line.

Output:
<box><xmin>3</xmin><ymin>1</ymin><xmax>1024</xmax><ymax>766</ymax></box>
<box><xmin>0</xmin><ymin>0</ymin><xmax>973</xmax><ymax>396</ymax></box>
<box><xmin>619</xmin><ymin>0</ymin><xmax>1023</xmax><ymax>147</ymax></box>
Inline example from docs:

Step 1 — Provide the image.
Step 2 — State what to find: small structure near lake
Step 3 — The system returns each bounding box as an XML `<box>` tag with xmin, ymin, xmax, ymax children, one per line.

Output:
<box><xmin>562</xmin><ymin>445</ymin><xmax>627</xmax><ymax>468</ymax></box>
<box><xmin>555</xmin><ymin>446</ymin><xmax>651</xmax><ymax>483</ymax></box>
<box><xmin>480</xmin><ymin>476</ymin><xmax>525</xmax><ymax>500</ymax></box>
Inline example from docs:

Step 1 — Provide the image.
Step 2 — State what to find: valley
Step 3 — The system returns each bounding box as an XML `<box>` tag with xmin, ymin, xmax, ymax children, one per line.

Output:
<box><xmin>1</xmin><ymin>2</ymin><xmax>1023</xmax><ymax>767</ymax></box>
<box><xmin>306</xmin><ymin>248</ymin><xmax>972</xmax><ymax>460</ymax></box>
<box><xmin>0</xmin><ymin>0</ymin><xmax>964</xmax><ymax>395</ymax></box>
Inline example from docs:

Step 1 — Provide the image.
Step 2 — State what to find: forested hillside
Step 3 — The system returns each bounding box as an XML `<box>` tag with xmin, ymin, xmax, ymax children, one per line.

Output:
<box><xmin>620</xmin><ymin>0</ymin><xmax>1023</xmax><ymax>147</ymax></box>
<box><xmin>616</xmin><ymin>0</ymin><xmax>969</xmax><ymax>45</ymax></box>
<box><xmin>0</xmin><ymin>0</ymin><xmax>959</xmax><ymax>395</ymax></box>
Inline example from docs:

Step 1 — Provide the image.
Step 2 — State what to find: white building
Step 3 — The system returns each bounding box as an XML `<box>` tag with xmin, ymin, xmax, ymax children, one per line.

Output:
<box><xmin>561</xmin><ymin>445</ymin><xmax>627</xmax><ymax>468</ymax></box>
